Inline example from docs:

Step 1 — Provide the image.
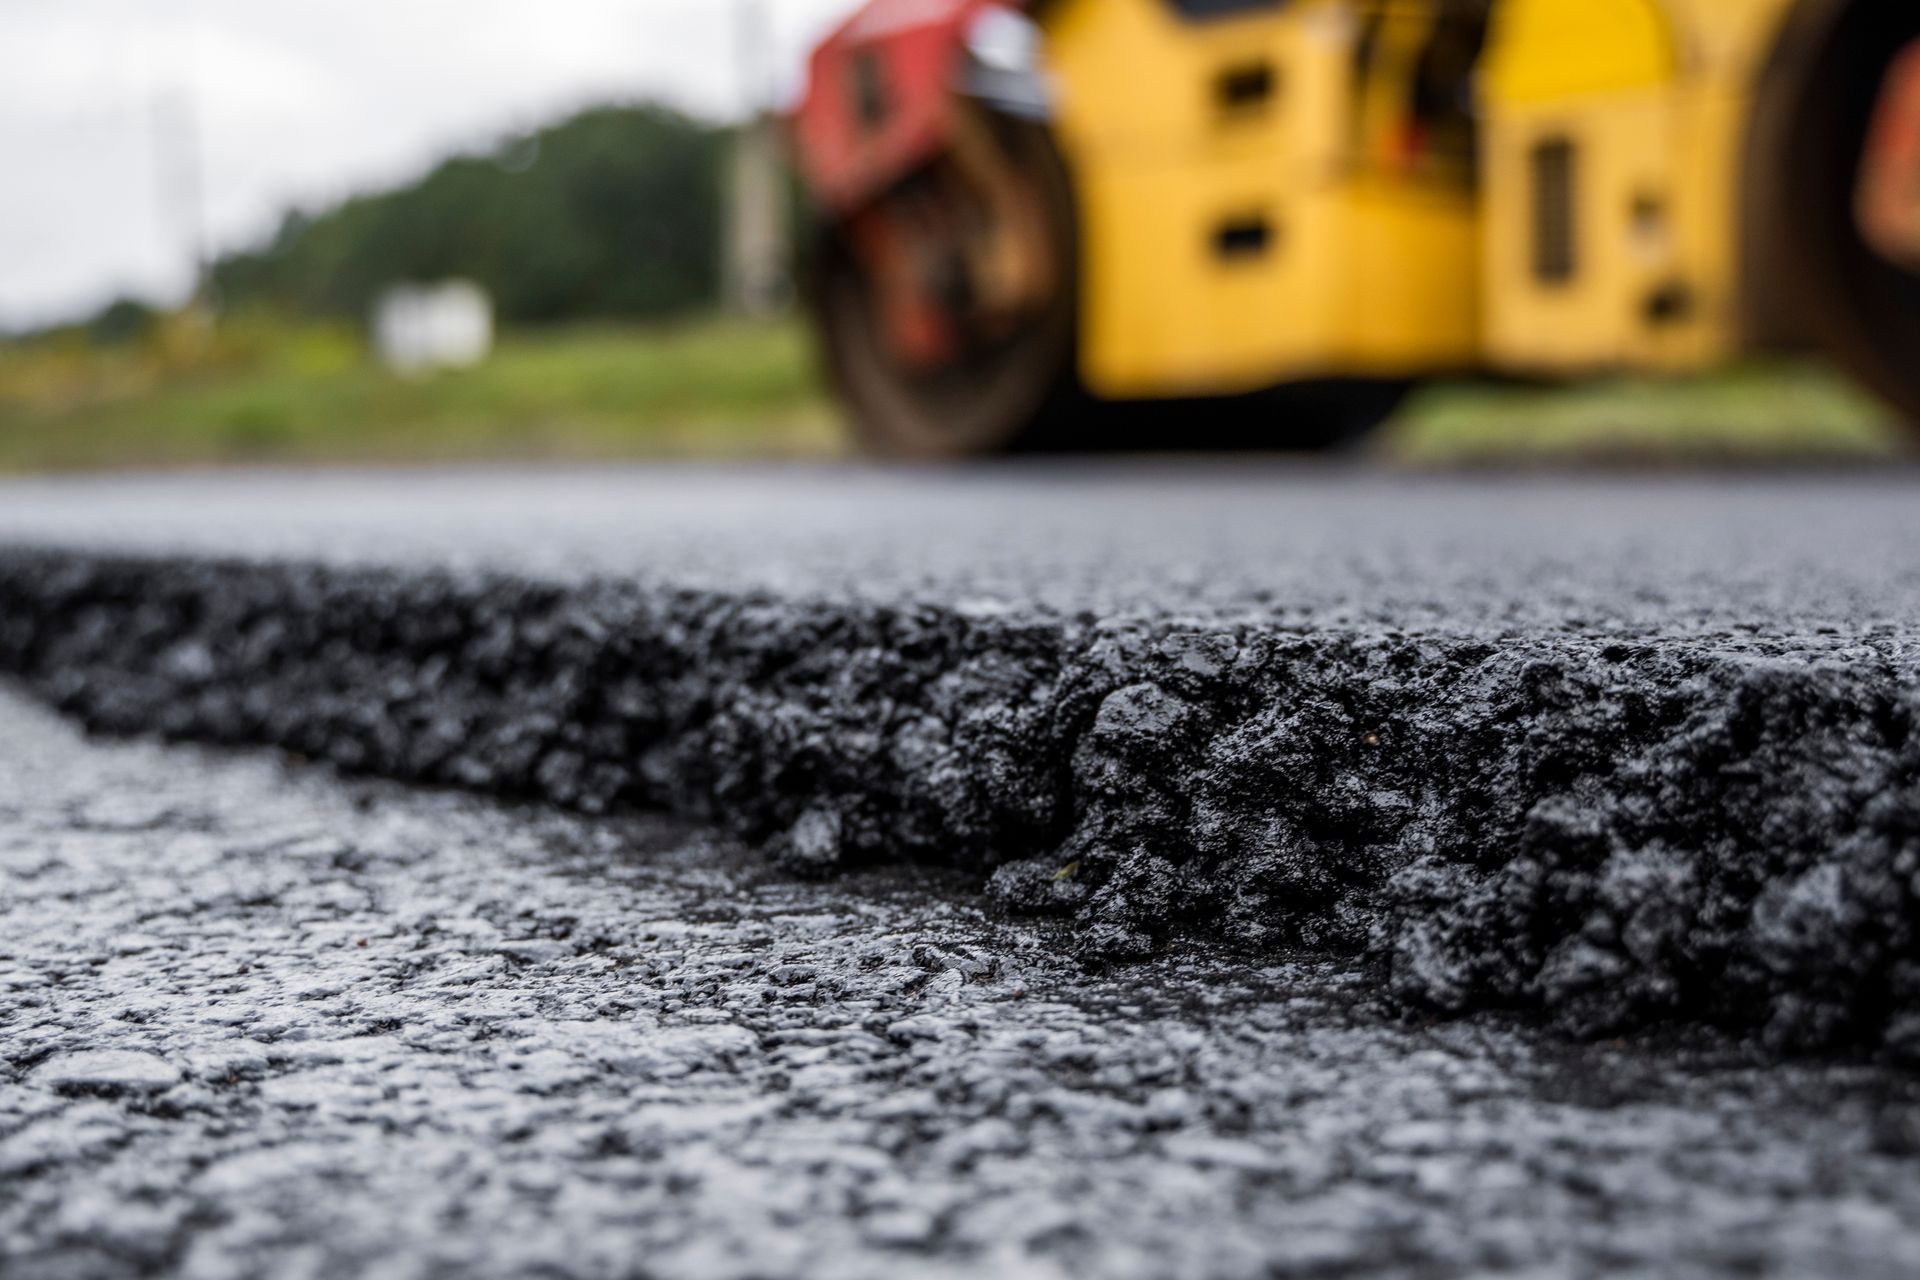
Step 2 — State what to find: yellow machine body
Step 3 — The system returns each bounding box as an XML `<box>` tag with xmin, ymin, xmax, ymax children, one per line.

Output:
<box><xmin>1040</xmin><ymin>0</ymin><xmax>1806</xmax><ymax>399</ymax></box>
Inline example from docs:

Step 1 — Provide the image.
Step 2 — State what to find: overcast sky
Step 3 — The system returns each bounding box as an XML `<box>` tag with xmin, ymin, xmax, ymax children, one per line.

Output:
<box><xmin>0</xmin><ymin>0</ymin><xmax>862</xmax><ymax>329</ymax></box>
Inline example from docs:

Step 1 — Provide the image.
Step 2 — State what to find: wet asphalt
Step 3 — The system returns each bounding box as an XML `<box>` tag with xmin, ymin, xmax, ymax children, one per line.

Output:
<box><xmin>1</xmin><ymin>464</ymin><xmax>1918</xmax><ymax>634</ymax></box>
<box><xmin>5</xmin><ymin>689</ymin><xmax>1920</xmax><ymax>1280</ymax></box>
<box><xmin>2</xmin><ymin>464</ymin><xmax>1920</xmax><ymax>1276</ymax></box>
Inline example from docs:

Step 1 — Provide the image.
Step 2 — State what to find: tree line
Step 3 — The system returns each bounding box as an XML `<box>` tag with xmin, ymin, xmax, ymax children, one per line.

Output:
<box><xmin>211</xmin><ymin>104</ymin><xmax>732</xmax><ymax>327</ymax></box>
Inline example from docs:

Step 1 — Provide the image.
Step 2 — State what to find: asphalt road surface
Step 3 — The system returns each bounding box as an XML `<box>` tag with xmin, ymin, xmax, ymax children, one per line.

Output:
<box><xmin>2</xmin><ymin>465</ymin><xmax>1920</xmax><ymax>1277</ymax></box>
<box><xmin>5</xmin><ymin>689</ymin><xmax>1920</xmax><ymax>1280</ymax></box>
<box><xmin>0</xmin><ymin>465</ymin><xmax>1917</xmax><ymax>632</ymax></box>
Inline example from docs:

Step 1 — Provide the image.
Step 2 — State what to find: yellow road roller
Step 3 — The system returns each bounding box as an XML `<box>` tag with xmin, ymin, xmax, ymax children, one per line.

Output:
<box><xmin>791</xmin><ymin>0</ymin><xmax>1920</xmax><ymax>456</ymax></box>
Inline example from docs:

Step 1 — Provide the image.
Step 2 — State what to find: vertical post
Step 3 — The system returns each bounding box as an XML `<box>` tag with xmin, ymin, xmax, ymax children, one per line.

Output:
<box><xmin>150</xmin><ymin>0</ymin><xmax>213</xmax><ymax>328</ymax></box>
<box><xmin>723</xmin><ymin>0</ymin><xmax>792</xmax><ymax>317</ymax></box>
<box><xmin>152</xmin><ymin>88</ymin><xmax>209</xmax><ymax>311</ymax></box>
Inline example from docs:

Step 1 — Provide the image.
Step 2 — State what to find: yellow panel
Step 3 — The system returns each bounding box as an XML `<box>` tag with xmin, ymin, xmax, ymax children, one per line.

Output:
<box><xmin>1482</xmin><ymin>95</ymin><xmax>1680</xmax><ymax>369</ymax></box>
<box><xmin>1045</xmin><ymin>0</ymin><xmax>1817</xmax><ymax>393</ymax></box>
<box><xmin>1331</xmin><ymin>183</ymin><xmax>1482</xmax><ymax>371</ymax></box>
<box><xmin>1074</xmin><ymin>158</ymin><xmax>1312</xmax><ymax>396</ymax></box>
<box><xmin>1046</xmin><ymin>0</ymin><xmax>1480</xmax><ymax>398</ymax></box>
<box><xmin>1478</xmin><ymin>0</ymin><xmax>1809</xmax><ymax>375</ymax></box>
<box><xmin>1481</xmin><ymin>0</ymin><xmax>1675</xmax><ymax>104</ymax></box>
<box><xmin>1076</xmin><ymin>166</ymin><xmax>1481</xmax><ymax>396</ymax></box>
<box><xmin>1046</xmin><ymin>0</ymin><xmax>1353</xmax><ymax>166</ymax></box>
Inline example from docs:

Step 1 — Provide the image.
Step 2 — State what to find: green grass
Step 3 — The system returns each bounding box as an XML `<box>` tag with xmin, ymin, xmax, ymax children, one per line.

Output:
<box><xmin>1385</xmin><ymin>361</ymin><xmax>1906</xmax><ymax>463</ymax></box>
<box><xmin>0</xmin><ymin>315</ymin><xmax>840</xmax><ymax>472</ymax></box>
<box><xmin>0</xmin><ymin>312</ymin><xmax>1908</xmax><ymax>471</ymax></box>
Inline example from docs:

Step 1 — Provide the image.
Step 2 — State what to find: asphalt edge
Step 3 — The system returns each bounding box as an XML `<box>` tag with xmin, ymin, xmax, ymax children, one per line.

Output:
<box><xmin>1</xmin><ymin>546</ymin><xmax>1916</xmax><ymax>1059</ymax></box>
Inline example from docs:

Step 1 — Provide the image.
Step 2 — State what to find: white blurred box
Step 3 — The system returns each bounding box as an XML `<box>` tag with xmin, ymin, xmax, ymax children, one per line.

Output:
<box><xmin>372</xmin><ymin>281</ymin><xmax>493</xmax><ymax>374</ymax></box>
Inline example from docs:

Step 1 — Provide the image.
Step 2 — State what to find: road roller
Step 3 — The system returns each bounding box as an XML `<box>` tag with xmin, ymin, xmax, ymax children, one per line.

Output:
<box><xmin>790</xmin><ymin>0</ymin><xmax>1920</xmax><ymax>456</ymax></box>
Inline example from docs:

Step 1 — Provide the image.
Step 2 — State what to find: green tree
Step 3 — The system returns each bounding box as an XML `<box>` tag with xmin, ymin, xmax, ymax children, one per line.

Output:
<box><xmin>212</xmin><ymin>105</ymin><xmax>729</xmax><ymax>326</ymax></box>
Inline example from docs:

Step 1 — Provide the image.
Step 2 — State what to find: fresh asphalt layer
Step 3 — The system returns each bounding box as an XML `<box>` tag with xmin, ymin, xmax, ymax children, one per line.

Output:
<box><xmin>4</xmin><ymin>690</ymin><xmax>1920</xmax><ymax>1280</ymax></box>
<box><xmin>1</xmin><ymin>463</ymin><xmax>1919</xmax><ymax>1275</ymax></box>
<box><xmin>0</xmin><ymin>464</ymin><xmax>1916</xmax><ymax>629</ymax></box>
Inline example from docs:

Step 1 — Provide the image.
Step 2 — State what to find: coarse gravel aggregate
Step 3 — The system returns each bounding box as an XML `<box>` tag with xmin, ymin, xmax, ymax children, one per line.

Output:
<box><xmin>5</xmin><ymin>690</ymin><xmax>1920</xmax><ymax>1279</ymax></box>
<box><xmin>3</xmin><ymin>467</ymin><xmax>1920</xmax><ymax>1057</ymax></box>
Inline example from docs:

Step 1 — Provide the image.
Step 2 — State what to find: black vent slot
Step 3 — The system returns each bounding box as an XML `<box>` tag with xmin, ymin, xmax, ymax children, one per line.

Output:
<box><xmin>1531</xmin><ymin>137</ymin><xmax>1577</xmax><ymax>285</ymax></box>
<box><xmin>1214</xmin><ymin>215</ymin><xmax>1274</xmax><ymax>261</ymax></box>
<box><xmin>1217</xmin><ymin>63</ymin><xmax>1276</xmax><ymax>114</ymax></box>
<box><xmin>852</xmin><ymin>52</ymin><xmax>890</xmax><ymax>130</ymax></box>
<box><xmin>1167</xmin><ymin>0</ymin><xmax>1284</xmax><ymax>17</ymax></box>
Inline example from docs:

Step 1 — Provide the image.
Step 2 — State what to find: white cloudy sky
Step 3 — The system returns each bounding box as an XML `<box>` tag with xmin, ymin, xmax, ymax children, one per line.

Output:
<box><xmin>0</xmin><ymin>0</ymin><xmax>862</xmax><ymax>328</ymax></box>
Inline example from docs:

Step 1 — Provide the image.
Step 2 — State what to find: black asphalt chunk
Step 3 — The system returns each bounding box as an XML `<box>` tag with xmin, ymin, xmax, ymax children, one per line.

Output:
<box><xmin>0</xmin><ymin>467</ymin><xmax>1918</xmax><ymax>1057</ymax></box>
<box><xmin>4</xmin><ymin>691</ymin><xmax>1920</xmax><ymax>1279</ymax></box>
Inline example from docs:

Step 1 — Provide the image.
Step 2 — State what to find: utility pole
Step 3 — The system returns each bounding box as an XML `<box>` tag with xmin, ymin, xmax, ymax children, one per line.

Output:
<box><xmin>722</xmin><ymin>0</ymin><xmax>792</xmax><ymax>317</ymax></box>
<box><xmin>152</xmin><ymin>87</ymin><xmax>209</xmax><ymax>311</ymax></box>
<box><xmin>150</xmin><ymin>0</ymin><xmax>213</xmax><ymax>326</ymax></box>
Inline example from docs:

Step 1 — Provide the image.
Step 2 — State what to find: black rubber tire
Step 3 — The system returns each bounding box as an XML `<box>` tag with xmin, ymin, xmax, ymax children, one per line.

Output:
<box><xmin>1747</xmin><ymin>0</ymin><xmax>1920</xmax><ymax>431</ymax></box>
<box><xmin>808</xmin><ymin>119</ymin><xmax>1083</xmax><ymax>460</ymax></box>
<box><xmin>808</xmin><ymin>117</ymin><xmax>1410</xmax><ymax>458</ymax></box>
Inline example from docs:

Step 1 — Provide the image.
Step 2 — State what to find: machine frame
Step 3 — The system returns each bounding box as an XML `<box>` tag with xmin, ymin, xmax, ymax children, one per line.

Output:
<box><xmin>793</xmin><ymin>0</ymin><xmax>1920</xmax><ymax>454</ymax></box>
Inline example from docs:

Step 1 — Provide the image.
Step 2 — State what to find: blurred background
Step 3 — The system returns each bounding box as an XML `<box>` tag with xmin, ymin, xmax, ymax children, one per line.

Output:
<box><xmin>0</xmin><ymin>0</ymin><xmax>1906</xmax><ymax>472</ymax></box>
